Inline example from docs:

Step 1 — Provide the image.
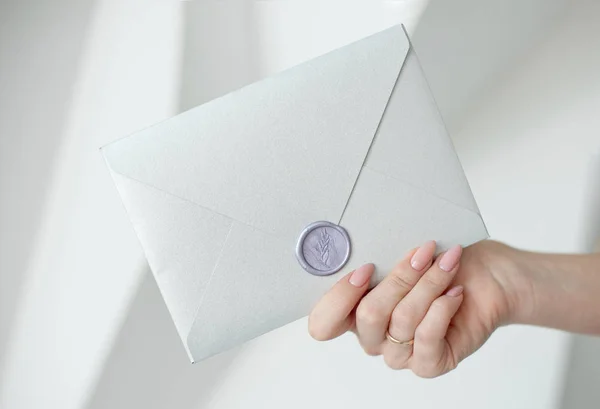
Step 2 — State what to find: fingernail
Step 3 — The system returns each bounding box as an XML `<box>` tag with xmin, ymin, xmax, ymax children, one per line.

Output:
<box><xmin>439</xmin><ymin>245</ymin><xmax>463</xmax><ymax>272</ymax></box>
<box><xmin>410</xmin><ymin>240</ymin><xmax>436</xmax><ymax>271</ymax></box>
<box><xmin>349</xmin><ymin>263</ymin><xmax>374</xmax><ymax>287</ymax></box>
<box><xmin>446</xmin><ymin>285</ymin><xmax>464</xmax><ymax>297</ymax></box>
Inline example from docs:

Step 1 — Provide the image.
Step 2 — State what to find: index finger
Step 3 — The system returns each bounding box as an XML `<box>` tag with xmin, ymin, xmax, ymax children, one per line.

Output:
<box><xmin>308</xmin><ymin>263</ymin><xmax>374</xmax><ymax>341</ymax></box>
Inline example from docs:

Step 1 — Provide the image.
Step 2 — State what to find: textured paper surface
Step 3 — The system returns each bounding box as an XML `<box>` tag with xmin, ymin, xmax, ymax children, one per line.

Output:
<box><xmin>102</xmin><ymin>25</ymin><xmax>488</xmax><ymax>363</ymax></box>
<box><xmin>340</xmin><ymin>168</ymin><xmax>487</xmax><ymax>284</ymax></box>
<box><xmin>110</xmin><ymin>172</ymin><xmax>232</xmax><ymax>349</ymax></box>
<box><xmin>364</xmin><ymin>50</ymin><xmax>479</xmax><ymax>214</ymax></box>
<box><xmin>103</xmin><ymin>26</ymin><xmax>409</xmax><ymax>241</ymax></box>
<box><xmin>186</xmin><ymin>221</ymin><xmax>340</xmax><ymax>361</ymax></box>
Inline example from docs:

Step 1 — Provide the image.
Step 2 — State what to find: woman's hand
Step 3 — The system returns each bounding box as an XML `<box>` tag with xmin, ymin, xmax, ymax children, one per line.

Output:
<box><xmin>308</xmin><ymin>240</ymin><xmax>526</xmax><ymax>378</ymax></box>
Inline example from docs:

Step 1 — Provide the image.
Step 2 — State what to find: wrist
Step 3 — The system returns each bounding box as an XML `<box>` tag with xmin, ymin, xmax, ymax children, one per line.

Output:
<box><xmin>506</xmin><ymin>250</ymin><xmax>600</xmax><ymax>333</ymax></box>
<box><xmin>502</xmin><ymin>248</ymin><xmax>538</xmax><ymax>325</ymax></box>
<box><xmin>479</xmin><ymin>242</ymin><xmax>537</xmax><ymax>326</ymax></box>
<box><xmin>480</xmin><ymin>242</ymin><xmax>600</xmax><ymax>333</ymax></box>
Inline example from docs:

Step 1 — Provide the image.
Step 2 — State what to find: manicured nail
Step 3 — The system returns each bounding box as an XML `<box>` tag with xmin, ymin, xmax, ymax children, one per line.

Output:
<box><xmin>410</xmin><ymin>240</ymin><xmax>437</xmax><ymax>271</ymax></box>
<box><xmin>349</xmin><ymin>263</ymin><xmax>374</xmax><ymax>287</ymax></box>
<box><xmin>446</xmin><ymin>285</ymin><xmax>464</xmax><ymax>297</ymax></box>
<box><xmin>439</xmin><ymin>245</ymin><xmax>462</xmax><ymax>272</ymax></box>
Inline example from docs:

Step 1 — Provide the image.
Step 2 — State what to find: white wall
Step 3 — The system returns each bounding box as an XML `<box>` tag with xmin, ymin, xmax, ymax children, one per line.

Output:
<box><xmin>453</xmin><ymin>0</ymin><xmax>600</xmax><ymax>254</ymax></box>
<box><xmin>251</xmin><ymin>0</ymin><xmax>427</xmax><ymax>74</ymax></box>
<box><xmin>2</xmin><ymin>1</ymin><xmax>599</xmax><ymax>409</ymax></box>
<box><xmin>450</xmin><ymin>1</ymin><xmax>600</xmax><ymax>406</ymax></box>
<box><xmin>412</xmin><ymin>0</ymin><xmax>569</xmax><ymax>131</ymax></box>
<box><xmin>450</xmin><ymin>2</ymin><xmax>600</xmax><ymax>408</ymax></box>
<box><xmin>84</xmin><ymin>4</ymin><xmax>264</xmax><ymax>409</ymax></box>
<box><xmin>0</xmin><ymin>1</ymin><xmax>183</xmax><ymax>409</ymax></box>
<box><xmin>0</xmin><ymin>0</ymin><xmax>96</xmax><ymax>376</ymax></box>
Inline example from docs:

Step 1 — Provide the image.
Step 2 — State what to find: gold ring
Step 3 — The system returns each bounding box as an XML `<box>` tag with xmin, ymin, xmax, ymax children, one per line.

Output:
<box><xmin>386</xmin><ymin>331</ymin><xmax>414</xmax><ymax>346</ymax></box>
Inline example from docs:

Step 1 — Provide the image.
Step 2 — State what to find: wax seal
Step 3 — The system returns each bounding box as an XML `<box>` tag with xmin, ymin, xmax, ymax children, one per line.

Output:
<box><xmin>296</xmin><ymin>221</ymin><xmax>351</xmax><ymax>276</ymax></box>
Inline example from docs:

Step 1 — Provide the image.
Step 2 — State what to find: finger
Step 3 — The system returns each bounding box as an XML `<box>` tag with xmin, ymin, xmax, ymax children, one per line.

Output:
<box><xmin>355</xmin><ymin>241</ymin><xmax>436</xmax><ymax>351</ymax></box>
<box><xmin>410</xmin><ymin>286</ymin><xmax>464</xmax><ymax>378</ymax></box>
<box><xmin>388</xmin><ymin>245</ymin><xmax>462</xmax><ymax>344</ymax></box>
<box><xmin>308</xmin><ymin>263</ymin><xmax>374</xmax><ymax>341</ymax></box>
<box><xmin>445</xmin><ymin>306</ymin><xmax>484</xmax><ymax>366</ymax></box>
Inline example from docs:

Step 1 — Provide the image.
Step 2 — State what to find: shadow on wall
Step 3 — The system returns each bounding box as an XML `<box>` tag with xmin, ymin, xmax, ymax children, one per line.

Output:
<box><xmin>412</xmin><ymin>0</ymin><xmax>568</xmax><ymax>132</ymax></box>
<box><xmin>560</xmin><ymin>154</ymin><xmax>600</xmax><ymax>409</ymax></box>
<box><xmin>84</xmin><ymin>269</ymin><xmax>241</xmax><ymax>409</ymax></box>
<box><xmin>0</xmin><ymin>0</ymin><xmax>96</xmax><ymax>378</ymax></box>
<box><xmin>84</xmin><ymin>3</ymin><xmax>262</xmax><ymax>409</ymax></box>
<box><xmin>178</xmin><ymin>1</ymin><xmax>261</xmax><ymax>110</ymax></box>
<box><xmin>561</xmin><ymin>335</ymin><xmax>600</xmax><ymax>408</ymax></box>
<box><xmin>437</xmin><ymin>0</ymin><xmax>600</xmax><ymax>405</ymax></box>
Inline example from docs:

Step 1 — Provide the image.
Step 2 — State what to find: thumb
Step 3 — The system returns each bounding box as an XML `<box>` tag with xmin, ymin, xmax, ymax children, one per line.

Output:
<box><xmin>308</xmin><ymin>263</ymin><xmax>375</xmax><ymax>341</ymax></box>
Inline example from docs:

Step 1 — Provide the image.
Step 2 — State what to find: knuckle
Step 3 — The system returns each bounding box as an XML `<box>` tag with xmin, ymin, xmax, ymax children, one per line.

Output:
<box><xmin>356</xmin><ymin>302</ymin><xmax>385</xmax><ymax>326</ymax></box>
<box><xmin>411</xmin><ymin>364</ymin><xmax>441</xmax><ymax>379</ymax></box>
<box><xmin>391</xmin><ymin>302</ymin><xmax>418</xmax><ymax>328</ymax></box>
<box><xmin>430</xmin><ymin>297</ymin><xmax>449</xmax><ymax>314</ymax></box>
<box><xmin>421</xmin><ymin>271</ymin><xmax>447</xmax><ymax>289</ymax></box>
<box><xmin>387</xmin><ymin>269</ymin><xmax>416</xmax><ymax>292</ymax></box>
<box><xmin>361</xmin><ymin>345</ymin><xmax>381</xmax><ymax>357</ymax></box>
<box><xmin>414</xmin><ymin>323</ymin><xmax>437</xmax><ymax>344</ymax></box>
<box><xmin>383</xmin><ymin>353</ymin><xmax>407</xmax><ymax>370</ymax></box>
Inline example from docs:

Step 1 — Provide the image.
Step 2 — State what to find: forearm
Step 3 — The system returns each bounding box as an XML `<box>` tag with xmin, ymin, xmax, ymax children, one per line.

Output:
<box><xmin>510</xmin><ymin>249</ymin><xmax>600</xmax><ymax>334</ymax></box>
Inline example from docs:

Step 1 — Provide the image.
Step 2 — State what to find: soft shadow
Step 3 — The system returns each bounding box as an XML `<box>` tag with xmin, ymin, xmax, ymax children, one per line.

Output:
<box><xmin>412</xmin><ymin>0</ymin><xmax>568</xmax><ymax>132</ymax></box>
<box><xmin>178</xmin><ymin>1</ymin><xmax>261</xmax><ymax>111</ymax></box>
<box><xmin>0</xmin><ymin>0</ymin><xmax>96</xmax><ymax>378</ymax></box>
<box><xmin>560</xmin><ymin>335</ymin><xmax>600</xmax><ymax>408</ymax></box>
<box><xmin>84</xmin><ymin>270</ymin><xmax>241</xmax><ymax>409</ymax></box>
<box><xmin>85</xmin><ymin>3</ymin><xmax>263</xmax><ymax>409</ymax></box>
<box><xmin>560</xmin><ymin>155</ymin><xmax>600</xmax><ymax>409</ymax></box>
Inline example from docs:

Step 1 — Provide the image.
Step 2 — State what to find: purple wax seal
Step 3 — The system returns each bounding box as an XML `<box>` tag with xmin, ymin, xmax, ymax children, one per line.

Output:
<box><xmin>296</xmin><ymin>221</ymin><xmax>351</xmax><ymax>276</ymax></box>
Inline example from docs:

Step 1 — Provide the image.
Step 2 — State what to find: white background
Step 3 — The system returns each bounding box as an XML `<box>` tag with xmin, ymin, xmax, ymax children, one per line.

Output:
<box><xmin>1</xmin><ymin>1</ymin><xmax>599</xmax><ymax>409</ymax></box>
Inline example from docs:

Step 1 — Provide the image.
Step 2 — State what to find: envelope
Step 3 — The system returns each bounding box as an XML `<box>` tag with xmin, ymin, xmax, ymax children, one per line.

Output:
<box><xmin>102</xmin><ymin>24</ymin><xmax>488</xmax><ymax>363</ymax></box>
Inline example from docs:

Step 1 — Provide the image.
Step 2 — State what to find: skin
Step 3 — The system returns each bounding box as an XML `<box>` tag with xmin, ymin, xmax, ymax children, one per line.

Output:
<box><xmin>308</xmin><ymin>240</ymin><xmax>600</xmax><ymax>378</ymax></box>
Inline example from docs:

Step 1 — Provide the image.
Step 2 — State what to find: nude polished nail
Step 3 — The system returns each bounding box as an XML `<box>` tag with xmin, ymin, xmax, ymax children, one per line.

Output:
<box><xmin>446</xmin><ymin>285</ymin><xmax>464</xmax><ymax>297</ymax></box>
<box><xmin>439</xmin><ymin>245</ymin><xmax>463</xmax><ymax>272</ymax></box>
<box><xmin>410</xmin><ymin>240</ymin><xmax>437</xmax><ymax>271</ymax></box>
<box><xmin>349</xmin><ymin>263</ymin><xmax>374</xmax><ymax>287</ymax></box>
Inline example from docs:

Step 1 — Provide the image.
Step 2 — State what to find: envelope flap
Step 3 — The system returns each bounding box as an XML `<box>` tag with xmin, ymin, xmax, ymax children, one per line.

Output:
<box><xmin>102</xmin><ymin>25</ymin><xmax>410</xmax><ymax>240</ymax></box>
<box><xmin>364</xmin><ymin>47</ymin><xmax>480</xmax><ymax>214</ymax></box>
<box><xmin>109</xmin><ymin>171</ymin><xmax>232</xmax><ymax>348</ymax></box>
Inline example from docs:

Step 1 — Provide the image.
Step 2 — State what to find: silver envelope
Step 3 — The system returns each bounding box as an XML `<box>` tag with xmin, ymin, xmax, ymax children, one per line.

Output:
<box><xmin>102</xmin><ymin>25</ymin><xmax>488</xmax><ymax>363</ymax></box>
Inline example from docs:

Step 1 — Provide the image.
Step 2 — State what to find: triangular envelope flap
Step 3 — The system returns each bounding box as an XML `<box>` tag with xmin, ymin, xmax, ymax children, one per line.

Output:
<box><xmin>110</xmin><ymin>171</ymin><xmax>232</xmax><ymax>346</ymax></box>
<box><xmin>365</xmin><ymin>48</ymin><xmax>480</xmax><ymax>214</ymax></box>
<box><xmin>102</xmin><ymin>25</ymin><xmax>410</xmax><ymax>241</ymax></box>
<box><xmin>340</xmin><ymin>168</ymin><xmax>488</xmax><ymax>284</ymax></box>
<box><xmin>185</xmin><ymin>222</ymin><xmax>341</xmax><ymax>362</ymax></box>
